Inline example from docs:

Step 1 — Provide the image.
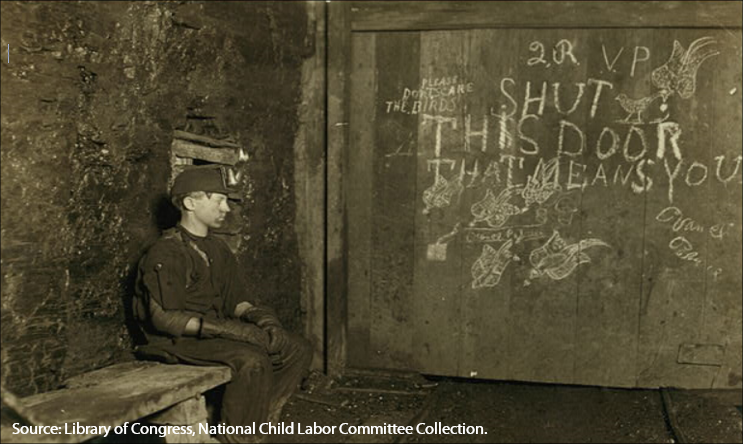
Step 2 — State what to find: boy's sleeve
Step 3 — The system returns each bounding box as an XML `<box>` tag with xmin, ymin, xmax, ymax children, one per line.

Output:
<box><xmin>141</xmin><ymin>244</ymin><xmax>187</xmax><ymax>310</ymax></box>
<box><xmin>149</xmin><ymin>298</ymin><xmax>193</xmax><ymax>338</ymax></box>
<box><xmin>139</xmin><ymin>244</ymin><xmax>194</xmax><ymax>337</ymax></box>
<box><xmin>220</xmin><ymin>244</ymin><xmax>253</xmax><ymax>318</ymax></box>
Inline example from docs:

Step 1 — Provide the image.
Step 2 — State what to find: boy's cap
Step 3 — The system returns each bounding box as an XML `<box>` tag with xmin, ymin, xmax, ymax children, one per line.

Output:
<box><xmin>171</xmin><ymin>165</ymin><xmax>239</xmax><ymax>198</ymax></box>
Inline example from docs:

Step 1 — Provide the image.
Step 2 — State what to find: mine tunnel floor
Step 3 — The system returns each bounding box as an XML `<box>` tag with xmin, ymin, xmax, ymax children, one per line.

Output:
<box><xmin>91</xmin><ymin>370</ymin><xmax>742</xmax><ymax>443</ymax></box>
<box><xmin>272</xmin><ymin>371</ymin><xmax>743</xmax><ymax>444</ymax></box>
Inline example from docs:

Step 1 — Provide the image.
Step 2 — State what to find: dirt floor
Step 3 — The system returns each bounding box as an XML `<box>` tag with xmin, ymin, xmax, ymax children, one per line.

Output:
<box><xmin>82</xmin><ymin>369</ymin><xmax>742</xmax><ymax>443</ymax></box>
<box><xmin>272</xmin><ymin>371</ymin><xmax>743</xmax><ymax>444</ymax></box>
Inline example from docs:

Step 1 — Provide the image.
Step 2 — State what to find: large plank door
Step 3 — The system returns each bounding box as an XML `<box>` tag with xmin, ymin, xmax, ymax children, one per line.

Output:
<box><xmin>339</xmin><ymin>2</ymin><xmax>742</xmax><ymax>388</ymax></box>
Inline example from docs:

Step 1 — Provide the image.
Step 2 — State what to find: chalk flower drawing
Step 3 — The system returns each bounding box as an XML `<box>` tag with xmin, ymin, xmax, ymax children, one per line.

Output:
<box><xmin>614</xmin><ymin>37</ymin><xmax>719</xmax><ymax>125</ymax></box>
<box><xmin>470</xmin><ymin>186</ymin><xmax>524</xmax><ymax>228</ymax></box>
<box><xmin>471</xmin><ymin>239</ymin><xmax>515</xmax><ymax>289</ymax></box>
<box><xmin>651</xmin><ymin>36</ymin><xmax>719</xmax><ymax>100</ymax></box>
<box><xmin>422</xmin><ymin>161</ymin><xmax>465</xmax><ymax>214</ymax></box>
<box><xmin>522</xmin><ymin>158</ymin><xmax>562</xmax><ymax>207</ymax></box>
<box><xmin>528</xmin><ymin>230</ymin><xmax>610</xmax><ymax>280</ymax></box>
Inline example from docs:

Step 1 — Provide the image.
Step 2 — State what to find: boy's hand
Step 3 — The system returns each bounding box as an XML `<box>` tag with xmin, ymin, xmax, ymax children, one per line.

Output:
<box><xmin>240</xmin><ymin>306</ymin><xmax>282</xmax><ymax>329</ymax></box>
<box><xmin>266</xmin><ymin>326</ymin><xmax>289</xmax><ymax>354</ymax></box>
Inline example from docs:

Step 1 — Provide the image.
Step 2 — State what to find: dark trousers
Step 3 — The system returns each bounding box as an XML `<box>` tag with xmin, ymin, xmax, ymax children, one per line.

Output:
<box><xmin>146</xmin><ymin>333</ymin><xmax>312</xmax><ymax>441</ymax></box>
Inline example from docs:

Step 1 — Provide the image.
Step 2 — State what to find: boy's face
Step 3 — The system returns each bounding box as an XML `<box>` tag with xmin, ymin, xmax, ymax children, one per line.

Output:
<box><xmin>188</xmin><ymin>192</ymin><xmax>231</xmax><ymax>229</ymax></box>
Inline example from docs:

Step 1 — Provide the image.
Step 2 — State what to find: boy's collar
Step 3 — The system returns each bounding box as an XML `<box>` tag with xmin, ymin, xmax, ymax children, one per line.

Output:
<box><xmin>177</xmin><ymin>223</ymin><xmax>210</xmax><ymax>240</ymax></box>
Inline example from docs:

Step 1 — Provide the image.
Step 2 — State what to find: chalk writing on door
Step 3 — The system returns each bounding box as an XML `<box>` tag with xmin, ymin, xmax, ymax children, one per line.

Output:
<box><xmin>380</xmin><ymin>36</ymin><xmax>738</xmax><ymax>289</ymax></box>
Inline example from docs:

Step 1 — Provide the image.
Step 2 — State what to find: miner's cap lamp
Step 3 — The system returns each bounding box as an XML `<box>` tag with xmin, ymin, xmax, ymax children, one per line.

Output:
<box><xmin>171</xmin><ymin>165</ymin><xmax>241</xmax><ymax>200</ymax></box>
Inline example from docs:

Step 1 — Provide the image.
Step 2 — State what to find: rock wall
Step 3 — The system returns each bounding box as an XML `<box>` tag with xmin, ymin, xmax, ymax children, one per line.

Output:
<box><xmin>1</xmin><ymin>1</ymin><xmax>312</xmax><ymax>396</ymax></box>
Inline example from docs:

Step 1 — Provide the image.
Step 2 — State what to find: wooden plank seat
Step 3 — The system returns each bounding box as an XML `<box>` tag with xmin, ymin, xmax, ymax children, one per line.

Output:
<box><xmin>1</xmin><ymin>361</ymin><xmax>231</xmax><ymax>443</ymax></box>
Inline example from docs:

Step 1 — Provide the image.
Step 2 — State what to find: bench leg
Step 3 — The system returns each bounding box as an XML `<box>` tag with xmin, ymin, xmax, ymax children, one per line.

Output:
<box><xmin>149</xmin><ymin>396</ymin><xmax>218</xmax><ymax>444</ymax></box>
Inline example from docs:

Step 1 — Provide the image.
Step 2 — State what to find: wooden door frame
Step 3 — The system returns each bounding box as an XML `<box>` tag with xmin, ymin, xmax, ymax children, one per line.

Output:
<box><xmin>325</xmin><ymin>0</ymin><xmax>742</xmax><ymax>378</ymax></box>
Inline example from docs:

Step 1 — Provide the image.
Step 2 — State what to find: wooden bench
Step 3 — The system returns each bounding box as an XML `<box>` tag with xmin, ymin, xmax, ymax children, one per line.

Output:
<box><xmin>1</xmin><ymin>361</ymin><xmax>231</xmax><ymax>443</ymax></box>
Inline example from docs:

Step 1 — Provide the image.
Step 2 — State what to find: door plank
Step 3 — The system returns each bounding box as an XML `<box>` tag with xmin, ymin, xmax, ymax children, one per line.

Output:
<box><xmin>350</xmin><ymin>1</ymin><xmax>743</xmax><ymax>32</ymax></box>
<box><xmin>348</xmin><ymin>33</ymin><xmax>377</xmax><ymax>367</ymax></box>
<box><xmin>703</xmin><ymin>30</ymin><xmax>743</xmax><ymax>389</ymax></box>
<box><xmin>572</xmin><ymin>29</ymin><xmax>647</xmax><ymax>387</ymax></box>
<box><xmin>638</xmin><ymin>29</ymin><xmax>742</xmax><ymax>388</ymax></box>
<box><xmin>411</xmin><ymin>31</ymin><xmax>467</xmax><ymax>377</ymax></box>
<box><xmin>368</xmin><ymin>32</ymin><xmax>422</xmax><ymax>370</ymax></box>
<box><xmin>456</xmin><ymin>28</ymin><xmax>526</xmax><ymax>381</ymax></box>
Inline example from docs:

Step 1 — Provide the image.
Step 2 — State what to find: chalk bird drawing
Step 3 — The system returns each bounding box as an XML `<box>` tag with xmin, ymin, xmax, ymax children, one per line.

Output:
<box><xmin>470</xmin><ymin>186</ymin><xmax>524</xmax><ymax>228</ymax></box>
<box><xmin>615</xmin><ymin>90</ymin><xmax>669</xmax><ymax>124</ymax></box>
<box><xmin>614</xmin><ymin>37</ymin><xmax>718</xmax><ymax>124</ymax></box>
<box><xmin>651</xmin><ymin>36</ymin><xmax>719</xmax><ymax>100</ymax></box>
<box><xmin>528</xmin><ymin>230</ymin><xmax>610</xmax><ymax>281</ymax></box>
<box><xmin>471</xmin><ymin>239</ymin><xmax>515</xmax><ymax>289</ymax></box>
<box><xmin>422</xmin><ymin>161</ymin><xmax>465</xmax><ymax>214</ymax></box>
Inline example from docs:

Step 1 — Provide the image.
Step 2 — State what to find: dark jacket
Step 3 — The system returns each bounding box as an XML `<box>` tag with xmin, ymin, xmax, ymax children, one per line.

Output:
<box><xmin>134</xmin><ymin>225</ymin><xmax>248</xmax><ymax>346</ymax></box>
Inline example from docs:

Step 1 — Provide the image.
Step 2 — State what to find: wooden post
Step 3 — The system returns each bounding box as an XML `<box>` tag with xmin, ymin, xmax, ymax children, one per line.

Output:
<box><xmin>326</xmin><ymin>0</ymin><xmax>352</xmax><ymax>378</ymax></box>
<box><xmin>295</xmin><ymin>0</ymin><xmax>328</xmax><ymax>373</ymax></box>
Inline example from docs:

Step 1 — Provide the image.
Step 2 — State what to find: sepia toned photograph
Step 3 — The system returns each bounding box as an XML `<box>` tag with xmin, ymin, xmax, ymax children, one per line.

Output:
<box><xmin>1</xmin><ymin>1</ymin><xmax>741</xmax><ymax>443</ymax></box>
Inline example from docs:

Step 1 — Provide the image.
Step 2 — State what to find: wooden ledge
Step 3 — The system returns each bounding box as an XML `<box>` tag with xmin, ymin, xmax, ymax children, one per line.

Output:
<box><xmin>2</xmin><ymin>362</ymin><xmax>231</xmax><ymax>443</ymax></box>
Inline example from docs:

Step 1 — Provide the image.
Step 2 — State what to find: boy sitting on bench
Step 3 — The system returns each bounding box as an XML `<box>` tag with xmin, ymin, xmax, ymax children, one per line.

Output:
<box><xmin>134</xmin><ymin>165</ymin><xmax>312</xmax><ymax>443</ymax></box>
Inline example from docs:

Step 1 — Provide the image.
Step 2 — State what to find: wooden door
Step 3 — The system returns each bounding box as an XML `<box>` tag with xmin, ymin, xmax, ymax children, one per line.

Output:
<box><xmin>334</xmin><ymin>1</ymin><xmax>743</xmax><ymax>388</ymax></box>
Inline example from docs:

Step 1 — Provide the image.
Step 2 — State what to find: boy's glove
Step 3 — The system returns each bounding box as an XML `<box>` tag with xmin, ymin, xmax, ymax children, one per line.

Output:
<box><xmin>240</xmin><ymin>306</ymin><xmax>282</xmax><ymax>329</ymax></box>
<box><xmin>266</xmin><ymin>327</ymin><xmax>290</xmax><ymax>355</ymax></box>
<box><xmin>199</xmin><ymin>318</ymin><xmax>269</xmax><ymax>352</ymax></box>
<box><xmin>239</xmin><ymin>306</ymin><xmax>287</xmax><ymax>354</ymax></box>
